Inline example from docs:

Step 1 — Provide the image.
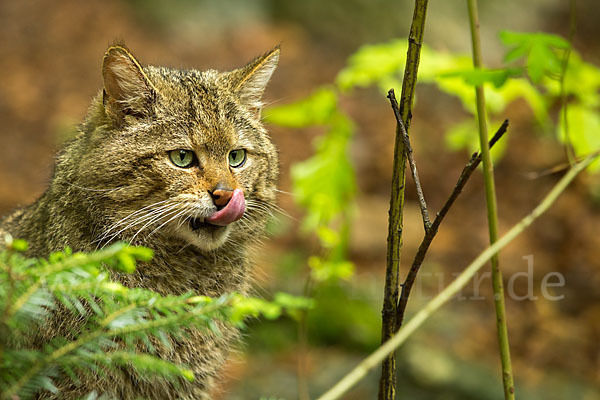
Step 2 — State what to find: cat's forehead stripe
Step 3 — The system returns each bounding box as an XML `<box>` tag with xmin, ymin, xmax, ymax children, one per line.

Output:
<box><xmin>146</xmin><ymin>66</ymin><xmax>259</xmax><ymax>151</ymax></box>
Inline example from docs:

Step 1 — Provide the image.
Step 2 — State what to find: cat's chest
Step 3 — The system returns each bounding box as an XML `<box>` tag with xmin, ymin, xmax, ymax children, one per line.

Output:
<box><xmin>118</xmin><ymin>249</ymin><xmax>249</xmax><ymax>297</ymax></box>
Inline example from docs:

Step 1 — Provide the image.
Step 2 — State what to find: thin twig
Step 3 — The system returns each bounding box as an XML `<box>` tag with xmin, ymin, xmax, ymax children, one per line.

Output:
<box><xmin>388</xmin><ymin>89</ymin><xmax>431</xmax><ymax>232</ymax></box>
<box><xmin>523</xmin><ymin>151</ymin><xmax>599</xmax><ymax>179</ymax></box>
<box><xmin>316</xmin><ymin>152</ymin><xmax>597</xmax><ymax>400</ymax></box>
<box><xmin>396</xmin><ymin>120</ymin><xmax>508</xmax><ymax>329</ymax></box>
<box><xmin>559</xmin><ymin>0</ymin><xmax>577</xmax><ymax>164</ymax></box>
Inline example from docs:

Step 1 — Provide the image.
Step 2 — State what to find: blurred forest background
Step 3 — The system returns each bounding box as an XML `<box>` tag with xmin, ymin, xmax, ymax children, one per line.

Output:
<box><xmin>1</xmin><ymin>0</ymin><xmax>599</xmax><ymax>399</ymax></box>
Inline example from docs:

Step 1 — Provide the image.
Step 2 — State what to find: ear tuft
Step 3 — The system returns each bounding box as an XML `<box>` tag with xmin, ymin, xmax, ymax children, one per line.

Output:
<box><xmin>102</xmin><ymin>45</ymin><xmax>157</xmax><ymax>123</ymax></box>
<box><xmin>230</xmin><ymin>46</ymin><xmax>280</xmax><ymax>116</ymax></box>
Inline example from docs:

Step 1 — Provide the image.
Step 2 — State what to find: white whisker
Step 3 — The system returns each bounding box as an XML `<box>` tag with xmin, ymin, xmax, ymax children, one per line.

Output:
<box><xmin>96</xmin><ymin>202</ymin><xmax>178</xmax><ymax>247</ymax></box>
<box><xmin>96</xmin><ymin>199</ymin><xmax>174</xmax><ymax>241</ymax></box>
<box><xmin>129</xmin><ymin>205</ymin><xmax>182</xmax><ymax>244</ymax></box>
<box><xmin>62</xmin><ymin>181</ymin><xmax>126</xmax><ymax>193</ymax></box>
<box><xmin>146</xmin><ymin>207</ymin><xmax>191</xmax><ymax>239</ymax></box>
<box><xmin>274</xmin><ymin>188</ymin><xmax>294</xmax><ymax>196</ymax></box>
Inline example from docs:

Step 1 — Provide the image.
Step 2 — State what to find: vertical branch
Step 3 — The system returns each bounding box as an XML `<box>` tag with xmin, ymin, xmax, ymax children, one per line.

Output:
<box><xmin>297</xmin><ymin>278</ymin><xmax>313</xmax><ymax>400</ymax></box>
<box><xmin>378</xmin><ymin>1</ymin><xmax>429</xmax><ymax>399</ymax></box>
<box><xmin>466</xmin><ymin>1</ymin><xmax>516</xmax><ymax>399</ymax></box>
<box><xmin>379</xmin><ymin>96</ymin><xmax>405</xmax><ymax>400</ymax></box>
<box><xmin>399</xmin><ymin>1</ymin><xmax>429</xmax><ymax>131</ymax></box>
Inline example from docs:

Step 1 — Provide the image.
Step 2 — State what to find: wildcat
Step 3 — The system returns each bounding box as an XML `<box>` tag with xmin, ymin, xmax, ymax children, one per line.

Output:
<box><xmin>0</xmin><ymin>43</ymin><xmax>280</xmax><ymax>399</ymax></box>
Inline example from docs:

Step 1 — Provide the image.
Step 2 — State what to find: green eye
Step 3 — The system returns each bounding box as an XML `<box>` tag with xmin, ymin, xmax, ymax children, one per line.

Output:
<box><xmin>169</xmin><ymin>149</ymin><xmax>195</xmax><ymax>168</ymax></box>
<box><xmin>228</xmin><ymin>149</ymin><xmax>246</xmax><ymax>168</ymax></box>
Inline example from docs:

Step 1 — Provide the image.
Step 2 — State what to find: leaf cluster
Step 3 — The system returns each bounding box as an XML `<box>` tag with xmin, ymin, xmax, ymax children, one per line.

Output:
<box><xmin>332</xmin><ymin>32</ymin><xmax>600</xmax><ymax>169</ymax></box>
<box><xmin>265</xmin><ymin>87</ymin><xmax>357</xmax><ymax>282</ymax></box>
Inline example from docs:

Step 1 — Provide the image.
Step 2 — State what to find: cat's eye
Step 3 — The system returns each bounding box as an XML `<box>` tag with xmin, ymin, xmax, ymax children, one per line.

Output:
<box><xmin>228</xmin><ymin>149</ymin><xmax>246</xmax><ymax>168</ymax></box>
<box><xmin>169</xmin><ymin>149</ymin><xmax>196</xmax><ymax>168</ymax></box>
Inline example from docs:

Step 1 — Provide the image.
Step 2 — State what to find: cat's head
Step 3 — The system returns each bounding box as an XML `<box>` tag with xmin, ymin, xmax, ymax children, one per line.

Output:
<box><xmin>79</xmin><ymin>44</ymin><xmax>279</xmax><ymax>252</ymax></box>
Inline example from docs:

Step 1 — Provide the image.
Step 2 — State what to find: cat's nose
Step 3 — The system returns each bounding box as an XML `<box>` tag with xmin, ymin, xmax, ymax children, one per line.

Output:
<box><xmin>210</xmin><ymin>186</ymin><xmax>234</xmax><ymax>208</ymax></box>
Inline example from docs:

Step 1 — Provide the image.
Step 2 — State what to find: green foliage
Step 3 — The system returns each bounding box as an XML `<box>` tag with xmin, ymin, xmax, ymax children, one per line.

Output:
<box><xmin>335</xmin><ymin>37</ymin><xmax>549</xmax><ymax>148</ymax></box>
<box><xmin>272</xmin><ymin>292</ymin><xmax>316</xmax><ymax>320</ymax></box>
<box><xmin>290</xmin><ymin>110</ymin><xmax>355</xmax><ymax>233</ymax></box>
<box><xmin>0</xmin><ymin>237</ymin><xmax>311</xmax><ymax>399</ymax></box>
<box><xmin>548</xmin><ymin>51</ymin><xmax>600</xmax><ymax>171</ymax></box>
<box><xmin>336</xmin><ymin>39</ymin><xmax>408</xmax><ymax>92</ymax></box>
<box><xmin>440</xmin><ymin>67</ymin><xmax>523</xmax><ymax>89</ymax></box>
<box><xmin>445</xmin><ymin>119</ymin><xmax>508</xmax><ymax>162</ymax></box>
<box><xmin>267</xmin><ymin>32</ymin><xmax>587</xmax><ymax>286</ymax></box>
<box><xmin>500</xmin><ymin>31</ymin><xmax>569</xmax><ymax>82</ymax></box>
<box><xmin>230</xmin><ymin>292</ymin><xmax>315</xmax><ymax>323</ymax></box>
<box><xmin>308</xmin><ymin>255</ymin><xmax>354</xmax><ymax>282</ymax></box>
<box><xmin>307</xmin><ymin>283</ymin><xmax>381</xmax><ymax>351</ymax></box>
<box><xmin>260</xmin><ymin>27</ymin><xmax>600</xmax><ymax>398</ymax></box>
<box><xmin>265</xmin><ymin>29</ymin><xmax>600</xmax><ymax>286</ymax></box>
<box><xmin>548</xmin><ymin>52</ymin><xmax>600</xmax><ymax>107</ymax></box>
<box><xmin>559</xmin><ymin>104</ymin><xmax>600</xmax><ymax>171</ymax></box>
<box><xmin>266</xmin><ymin>87</ymin><xmax>356</xmax><ymax>283</ymax></box>
<box><xmin>330</xmin><ymin>32</ymin><xmax>600</xmax><ymax>170</ymax></box>
<box><xmin>264</xmin><ymin>88</ymin><xmax>338</xmax><ymax>127</ymax></box>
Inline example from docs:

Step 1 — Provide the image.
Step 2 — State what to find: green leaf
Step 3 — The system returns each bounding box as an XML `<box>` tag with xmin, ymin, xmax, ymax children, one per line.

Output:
<box><xmin>558</xmin><ymin>104</ymin><xmax>600</xmax><ymax>171</ymax></box>
<box><xmin>308</xmin><ymin>256</ymin><xmax>355</xmax><ymax>282</ymax></box>
<box><xmin>81</xmin><ymin>352</ymin><xmax>195</xmax><ymax>382</ymax></box>
<box><xmin>316</xmin><ymin>226</ymin><xmax>340</xmax><ymax>248</ymax></box>
<box><xmin>273</xmin><ymin>292</ymin><xmax>315</xmax><ymax>311</ymax></box>
<box><xmin>230</xmin><ymin>296</ymin><xmax>282</xmax><ymax>323</ymax></box>
<box><xmin>116</xmin><ymin>254</ymin><xmax>136</xmax><ymax>274</ymax></box>
<box><xmin>440</xmin><ymin>67</ymin><xmax>522</xmax><ymax>88</ymax></box>
<box><xmin>264</xmin><ymin>88</ymin><xmax>337</xmax><ymax>127</ymax></box>
<box><xmin>445</xmin><ymin>119</ymin><xmax>508</xmax><ymax>162</ymax></box>
<box><xmin>291</xmin><ymin>113</ymin><xmax>356</xmax><ymax>231</ymax></box>
<box><xmin>544</xmin><ymin>51</ymin><xmax>600</xmax><ymax>108</ymax></box>
<box><xmin>496</xmin><ymin>78</ymin><xmax>549</xmax><ymax>125</ymax></box>
<box><xmin>504</xmin><ymin>45</ymin><xmax>529</xmax><ymax>64</ymax></box>
<box><xmin>335</xmin><ymin>39</ymin><xmax>408</xmax><ymax>91</ymax></box>
<box><xmin>499</xmin><ymin>31</ymin><xmax>569</xmax><ymax>83</ymax></box>
<box><xmin>11</xmin><ymin>239</ymin><xmax>29</xmax><ymax>252</ymax></box>
<box><xmin>527</xmin><ymin>41</ymin><xmax>552</xmax><ymax>82</ymax></box>
<box><xmin>126</xmin><ymin>246</ymin><xmax>154</xmax><ymax>262</ymax></box>
<box><xmin>307</xmin><ymin>283</ymin><xmax>381</xmax><ymax>350</ymax></box>
<box><xmin>500</xmin><ymin>31</ymin><xmax>569</xmax><ymax>49</ymax></box>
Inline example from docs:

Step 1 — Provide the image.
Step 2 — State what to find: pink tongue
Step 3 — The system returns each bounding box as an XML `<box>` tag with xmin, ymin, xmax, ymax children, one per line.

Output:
<box><xmin>205</xmin><ymin>189</ymin><xmax>245</xmax><ymax>226</ymax></box>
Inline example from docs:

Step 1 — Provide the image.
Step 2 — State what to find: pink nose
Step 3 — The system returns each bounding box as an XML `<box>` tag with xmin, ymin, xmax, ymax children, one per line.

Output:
<box><xmin>211</xmin><ymin>189</ymin><xmax>233</xmax><ymax>208</ymax></box>
<box><xmin>205</xmin><ymin>189</ymin><xmax>245</xmax><ymax>226</ymax></box>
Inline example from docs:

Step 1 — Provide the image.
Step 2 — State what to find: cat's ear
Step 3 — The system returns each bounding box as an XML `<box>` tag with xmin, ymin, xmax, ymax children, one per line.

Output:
<box><xmin>102</xmin><ymin>45</ymin><xmax>157</xmax><ymax>123</ymax></box>
<box><xmin>228</xmin><ymin>46</ymin><xmax>280</xmax><ymax>117</ymax></box>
